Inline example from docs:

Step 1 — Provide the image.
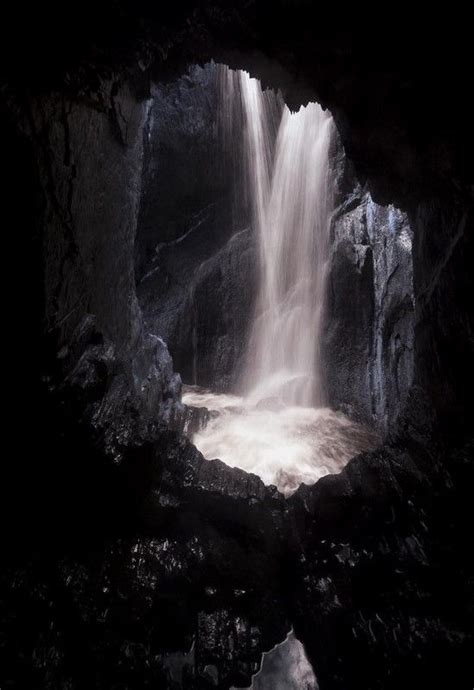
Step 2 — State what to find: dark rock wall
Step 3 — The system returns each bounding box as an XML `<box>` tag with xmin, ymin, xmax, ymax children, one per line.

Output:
<box><xmin>136</xmin><ymin>64</ymin><xmax>258</xmax><ymax>391</ymax></box>
<box><xmin>288</xmin><ymin>414</ymin><xmax>474</xmax><ymax>690</ymax></box>
<box><xmin>324</xmin><ymin>146</ymin><xmax>415</xmax><ymax>431</ymax></box>
<box><xmin>0</xmin><ymin>430</ymin><xmax>290</xmax><ymax>689</ymax></box>
<box><xmin>169</xmin><ymin>227</ymin><xmax>257</xmax><ymax>390</ymax></box>
<box><xmin>135</xmin><ymin>64</ymin><xmax>235</xmax><ymax>278</ymax></box>
<box><xmin>22</xmin><ymin>79</ymin><xmax>182</xmax><ymax>455</ymax></box>
<box><xmin>410</xmin><ymin>195</ymin><xmax>473</xmax><ymax>437</ymax></box>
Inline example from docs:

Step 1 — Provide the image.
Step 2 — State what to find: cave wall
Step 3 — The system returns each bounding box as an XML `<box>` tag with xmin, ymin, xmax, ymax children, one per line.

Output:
<box><xmin>22</xmin><ymin>78</ymin><xmax>182</xmax><ymax>455</ymax></box>
<box><xmin>410</xmin><ymin>195</ymin><xmax>473</xmax><ymax>437</ymax></box>
<box><xmin>135</xmin><ymin>64</ymin><xmax>234</xmax><ymax>278</ymax></box>
<box><xmin>136</xmin><ymin>64</ymin><xmax>258</xmax><ymax>391</ymax></box>
<box><xmin>324</xmin><ymin>144</ymin><xmax>415</xmax><ymax>431</ymax></box>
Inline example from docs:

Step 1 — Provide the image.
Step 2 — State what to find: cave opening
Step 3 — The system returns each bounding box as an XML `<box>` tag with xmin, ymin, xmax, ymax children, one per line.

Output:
<box><xmin>136</xmin><ymin>62</ymin><xmax>415</xmax><ymax>495</ymax></box>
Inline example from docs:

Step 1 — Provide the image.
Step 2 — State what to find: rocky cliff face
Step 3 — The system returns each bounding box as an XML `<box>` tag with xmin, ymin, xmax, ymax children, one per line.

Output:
<box><xmin>135</xmin><ymin>64</ymin><xmax>233</xmax><ymax>277</ymax></box>
<box><xmin>21</xmin><ymin>78</ymin><xmax>183</xmax><ymax>457</ymax></box>
<box><xmin>136</xmin><ymin>64</ymin><xmax>257</xmax><ymax>392</ymax></box>
<box><xmin>324</xmin><ymin>145</ymin><xmax>415</xmax><ymax>431</ymax></box>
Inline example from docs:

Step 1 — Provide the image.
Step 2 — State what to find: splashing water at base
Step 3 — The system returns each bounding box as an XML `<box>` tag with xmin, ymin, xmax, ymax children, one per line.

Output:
<box><xmin>183</xmin><ymin>386</ymin><xmax>378</xmax><ymax>497</ymax></box>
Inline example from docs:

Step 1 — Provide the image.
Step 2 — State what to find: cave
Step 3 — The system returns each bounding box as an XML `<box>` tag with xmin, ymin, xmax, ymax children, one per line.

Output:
<box><xmin>1</xmin><ymin>5</ymin><xmax>473</xmax><ymax>690</ymax></box>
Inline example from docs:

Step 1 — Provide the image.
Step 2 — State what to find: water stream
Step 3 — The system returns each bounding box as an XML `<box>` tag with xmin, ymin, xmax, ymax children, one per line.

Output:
<box><xmin>183</xmin><ymin>68</ymin><xmax>377</xmax><ymax>496</ymax></box>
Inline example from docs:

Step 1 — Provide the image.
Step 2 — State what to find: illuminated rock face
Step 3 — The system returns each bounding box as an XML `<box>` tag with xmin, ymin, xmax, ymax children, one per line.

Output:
<box><xmin>324</xmin><ymin>145</ymin><xmax>415</xmax><ymax>432</ymax></box>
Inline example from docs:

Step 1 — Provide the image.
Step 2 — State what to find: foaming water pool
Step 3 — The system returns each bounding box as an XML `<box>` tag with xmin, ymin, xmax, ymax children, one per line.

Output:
<box><xmin>183</xmin><ymin>386</ymin><xmax>378</xmax><ymax>496</ymax></box>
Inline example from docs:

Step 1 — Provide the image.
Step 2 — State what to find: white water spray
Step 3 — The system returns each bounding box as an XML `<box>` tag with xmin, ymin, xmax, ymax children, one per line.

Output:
<box><xmin>183</xmin><ymin>68</ymin><xmax>376</xmax><ymax>495</ymax></box>
<box><xmin>240</xmin><ymin>76</ymin><xmax>332</xmax><ymax>406</ymax></box>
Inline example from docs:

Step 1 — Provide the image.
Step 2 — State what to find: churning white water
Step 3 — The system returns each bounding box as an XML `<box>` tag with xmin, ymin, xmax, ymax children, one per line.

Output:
<box><xmin>183</xmin><ymin>386</ymin><xmax>376</xmax><ymax>497</ymax></box>
<box><xmin>183</xmin><ymin>68</ymin><xmax>377</xmax><ymax>495</ymax></box>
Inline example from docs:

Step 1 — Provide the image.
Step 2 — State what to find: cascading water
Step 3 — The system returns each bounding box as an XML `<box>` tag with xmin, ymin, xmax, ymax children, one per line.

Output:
<box><xmin>183</xmin><ymin>67</ymin><xmax>377</xmax><ymax>496</ymax></box>
<box><xmin>241</xmin><ymin>84</ymin><xmax>332</xmax><ymax>407</ymax></box>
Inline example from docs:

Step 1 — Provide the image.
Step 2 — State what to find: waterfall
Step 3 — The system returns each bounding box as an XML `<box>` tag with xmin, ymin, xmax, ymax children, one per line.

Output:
<box><xmin>236</xmin><ymin>71</ymin><xmax>333</xmax><ymax>406</ymax></box>
<box><xmin>183</xmin><ymin>67</ymin><xmax>376</xmax><ymax>496</ymax></box>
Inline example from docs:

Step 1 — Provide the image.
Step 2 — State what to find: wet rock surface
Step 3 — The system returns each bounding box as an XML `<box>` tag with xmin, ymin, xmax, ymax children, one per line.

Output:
<box><xmin>0</xmin><ymin>420</ymin><xmax>290</xmax><ymax>689</ymax></box>
<box><xmin>139</xmin><ymin>224</ymin><xmax>257</xmax><ymax>393</ymax></box>
<box><xmin>324</xmin><ymin>145</ymin><xmax>415</xmax><ymax>431</ymax></box>
<box><xmin>135</xmin><ymin>64</ymin><xmax>234</xmax><ymax>276</ymax></box>
<box><xmin>288</xmin><ymin>393</ymin><xmax>474</xmax><ymax>689</ymax></box>
<box><xmin>136</xmin><ymin>64</ymin><xmax>257</xmax><ymax>392</ymax></box>
<box><xmin>1</xmin><ymin>394</ymin><xmax>473</xmax><ymax>689</ymax></box>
